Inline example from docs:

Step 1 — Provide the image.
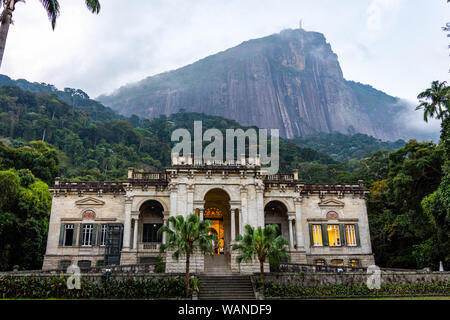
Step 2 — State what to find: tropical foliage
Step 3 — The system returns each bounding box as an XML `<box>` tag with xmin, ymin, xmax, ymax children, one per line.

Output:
<box><xmin>263</xmin><ymin>281</ymin><xmax>450</xmax><ymax>298</ymax></box>
<box><xmin>232</xmin><ymin>224</ymin><xmax>289</xmax><ymax>288</ymax></box>
<box><xmin>0</xmin><ymin>275</ymin><xmax>190</xmax><ymax>299</ymax></box>
<box><xmin>158</xmin><ymin>214</ymin><xmax>217</xmax><ymax>297</ymax></box>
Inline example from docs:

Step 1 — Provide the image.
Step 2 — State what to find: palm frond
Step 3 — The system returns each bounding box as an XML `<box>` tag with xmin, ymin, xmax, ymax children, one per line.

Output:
<box><xmin>85</xmin><ymin>0</ymin><xmax>100</xmax><ymax>14</ymax></box>
<box><xmin>39</xmin><ymin>0</ymin><xmax>60</xmax><ymax>30</ymax></box>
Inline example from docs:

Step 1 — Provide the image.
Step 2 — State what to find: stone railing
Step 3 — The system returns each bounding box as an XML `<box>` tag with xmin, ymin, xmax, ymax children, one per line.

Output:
<box><xmin>279</xmin><ymin>263</ymin><xmax>366</xmax><ymax>273</ymax></box>
<box><xmin>0</xmin><ymin>262</ymin><xmax>162</xmax><ymax>276</ymax></box>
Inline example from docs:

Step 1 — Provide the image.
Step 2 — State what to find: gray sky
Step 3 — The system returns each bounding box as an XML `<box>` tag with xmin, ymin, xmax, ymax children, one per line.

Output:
<box><xmin>1</xmin><ymin>0</ymin><xmax>449</xmax><ymax>136</ymax></box>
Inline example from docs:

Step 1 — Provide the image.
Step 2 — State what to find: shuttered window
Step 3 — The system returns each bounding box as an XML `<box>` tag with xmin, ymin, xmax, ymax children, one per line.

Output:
<box><xmin>345</xmin><ymin>224</ymin><xmax>357</xmax><ymax>246</ymax></box>
<box><xmin>60</xmin><ymin>224</ymin><xmax>75</xmax><ymax>247</ymax></box>
<box><xmin>81</xmin><ymin>224</ymin><xmax>94</xmax><ymax>246</ymax></box>
<box><xmin>100</xmin><ymin>224</ymin><xmax>107</xmax><ymax>246</ymax></box>
<box><xmin>312</xmin><ymin>224</ymin><xmax>323</xmax><ymax>246</ymax></box>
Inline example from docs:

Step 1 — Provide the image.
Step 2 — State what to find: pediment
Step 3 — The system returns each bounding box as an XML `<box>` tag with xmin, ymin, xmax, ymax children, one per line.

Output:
<box><xmin>318</xmin><ymin>198</ymin><xmax>345</xmax><ymax>208</ymax></box>
<box><xmin>75</xmin><ymin>197</ymin><xmax>105</xmax><ymax>206</ymax></box>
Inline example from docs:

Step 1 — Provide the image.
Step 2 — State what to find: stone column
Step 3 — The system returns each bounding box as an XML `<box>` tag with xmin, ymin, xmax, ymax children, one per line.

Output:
<box><xmin>169</xmin><ymin>185</ymin><xmax>178</xmax><ymax>217</ymax></box>
<box><xmin>187</xmin><ymin>185</ymin><xmax>194</xmax><ymax>215</ymax></box>
<box><xmin>239</xmin><ymin>185</ymin><xmax>248</xmax><ymax>235</ymax></box>
<box><xmin>288</xmin><ymin>216</ymin><xmax>295</xmax><ymax>250</ymax></box>
<box><xmin>162</xmin><ymin>215</ymin><xmax>169</xmax><ymax>244</ymax></box>
<box><xmin>294</xmin><ymin>197</ymin><xmax>305</xmax><ymax>250</ymax></box>
<box><xmin>231</xmin><ymin>208</ymin><xmax>236</xmax><ymax>242</ymax></box>
<box><xmin>133</xmin><ymin>217</ymin><xmax>139</xmax><ymax>250</ymax></box>
<box><xmin>199</xmin><ymin>208</ymin><xmax>204</xmax><ymax>221</ymax></box>
<box><xmin>256</xmin><ymin>184</ymin><xmax>264</xmax><ymax>228</ymax></box>
<box><xmin>123</xmin><ymin>196</ymin><xmax>132</xmax><ymax>250</ymax></box>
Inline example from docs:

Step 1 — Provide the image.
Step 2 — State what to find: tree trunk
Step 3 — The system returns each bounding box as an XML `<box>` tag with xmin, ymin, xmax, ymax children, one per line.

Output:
<box><xmin>185</xmin><ymin>253</ymin><xmax>190</xmax><ymax>298</ymax></box>
<box><xmin>259</xmin><ymin>260</ymin><xmax>265</xmax><ymax>291</ymax></box>
<box><xmin>0</xmin><ymin>1</ymin><xmax>15</xmax><ymax>69</ymax></box>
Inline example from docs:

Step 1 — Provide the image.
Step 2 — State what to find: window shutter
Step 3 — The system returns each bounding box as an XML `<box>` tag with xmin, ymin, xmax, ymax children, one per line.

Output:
<box><xmin>97</xmin><ymin>224</ymin><xmax>103</xmax><ymax>245</ymax></box>
<box><xmin>309</xmin><ymin>224</ymin><xmax>314</xmax><ymax>246</ymax></box>
<box><xmin>59</xmin><ymin>224</ymin><xmax>65</xmax><ymax>246</ymax></box>
<box><xmin>321</xmin><ymin>224</ymin><xmax>329</xmax><ymax>246</ymax></box>
<box><xmin>91</xmin><ymin>224</ymin><xmax>97</xmax><ymax>246</ymax></box>
<box><xmin>355</xmin><ymin>224</ymin><xmax>361</xmax><ymax>247</ymax></box>
<box><xmin>72</xmin><ymin>224</ymin><xmax>78</xmax><ymax>246</ymax></box>
<box><xmin>339</xmin><ymin>224</ymin><xmax>346</xmax><ymax>246</ymax></box>
<box><xmin>79</xmin><ymin>224</ymin><xmax>84</xmax><ymax>246</ymax></box>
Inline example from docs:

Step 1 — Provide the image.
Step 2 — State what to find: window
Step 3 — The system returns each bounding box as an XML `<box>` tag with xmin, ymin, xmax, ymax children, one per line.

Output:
<box><xmin>345</xmin><ymin>225</ymin><xmax>357</xmax><ymax>246</ymax></box>
<box><xmin>81</xmin><ymin>224</ymin><xmax>94</xmax><ymax>246</ymax></box>
<box><xmin>63</xmin><ymin>224</ymin><xmax>75</xmax><ymax>246</ymax></box>
<box><xmin>77</xmin><ymin>260</ymin><xmax>92</xmax><ymax>271</ymax></box>
<box><xmin>314</xmin><ymin>259</ymin><xmax>326</xmax><ymax>266</ymax></box>
<box><xmin>143</xmin><ymin>224</ymin><xmax>163</xmax><ymax>243</ymax></box>
<box><xmin>312</xmin><ymin>225</ymin><xmax>323</xmax><ymax>246</ymax></box>
<box><xmin>331</xmin><ymin>259</ymin><xmax>344</xmax><ymax>266</ymax></box>
<box><xmin>58</xmin><ymin>260</ymin><xmax>71</xmax><ymax>271</ymax></box>
<box><xmin>349</xmin><ymin>259</ymin><xmax>360</xmax><ymax>267</ymax></box>
<box><xmin>100</xmin><ymin>224</ymin><xmax>107</xmax><ymax>246</ymax></box>
<box><xmin>97</xmin><ymin>260</ymin><xmax>105</xmax><ymax>267</ymax></box>
<box><xmin>327</xmin><ymin>225</ymin><xmax>341</xmax><ymax>246</ymax></box>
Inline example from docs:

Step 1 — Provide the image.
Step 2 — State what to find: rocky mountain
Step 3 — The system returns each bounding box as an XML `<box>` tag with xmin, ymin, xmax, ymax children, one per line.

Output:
<box><xmin>99</xmin><ymin>28</ymin><xmax>408</xmax><ymax>140</ymax></box>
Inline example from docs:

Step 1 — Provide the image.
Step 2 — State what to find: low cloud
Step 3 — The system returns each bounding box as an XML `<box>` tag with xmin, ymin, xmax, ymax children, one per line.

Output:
<box><xmin>395</xmin><ymin>98</ymin><xmax>441</xmax><ymax>142</ymax></box>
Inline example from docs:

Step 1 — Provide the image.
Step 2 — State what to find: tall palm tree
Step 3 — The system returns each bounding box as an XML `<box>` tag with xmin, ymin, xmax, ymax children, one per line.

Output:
<box><xmin>416</xmin><ymin>80</ymin><xmax>450</xmax><ymax>122</ymax></box>
<box><xmin>158</xmin><ymin>214</ymin><xmax>217</xmax><ymax>298</ymax></box>
<box><xmin>0</xmin><ymin>0</ymin><xmax>101</xmax><ymax>68</ymax></box>
<box><xmin>232</xmin><ymin>224</ymin><xmax>289</xmax><ymax>291</ymax></box>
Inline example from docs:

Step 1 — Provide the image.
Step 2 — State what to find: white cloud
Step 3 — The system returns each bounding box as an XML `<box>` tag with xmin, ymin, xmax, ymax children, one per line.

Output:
<box><xmin>366</xmin><ymin>0</ymin><xmax>405</xmax><ymax>33</ymax></box>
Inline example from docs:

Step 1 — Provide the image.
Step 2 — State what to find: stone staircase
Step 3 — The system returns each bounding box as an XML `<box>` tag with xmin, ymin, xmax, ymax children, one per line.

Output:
<box><xmin>198</xmin><ymin>275</ymin><xmax>256</xmax><ymax>300</ymax></box>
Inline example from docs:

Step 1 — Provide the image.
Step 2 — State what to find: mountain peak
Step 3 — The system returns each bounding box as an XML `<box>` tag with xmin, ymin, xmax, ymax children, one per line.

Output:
<box><xmin>99</xmin><ymin>29</ymin><xmax>407</xmax><ymax>141</ymax></box>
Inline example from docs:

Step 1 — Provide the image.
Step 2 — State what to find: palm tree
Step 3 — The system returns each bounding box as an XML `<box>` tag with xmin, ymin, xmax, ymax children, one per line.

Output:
<box><xmin>232</xmin><ymin>224</ymin><xmax>289</xmax><ymax>291</ymax></box>
<box><xmin>416</xmin><ymin>80</ymin><xmax>450</xmax><ymax>122</ymax></box>
<box><xmin>0</xmin><ymin>0</ymin><xmax>101</xmax><ymax>68</ymax></box>
<box><xmin>158</xmin><ymin>214</ymin><xmax>217</xmax><ymax>298</ymax></box>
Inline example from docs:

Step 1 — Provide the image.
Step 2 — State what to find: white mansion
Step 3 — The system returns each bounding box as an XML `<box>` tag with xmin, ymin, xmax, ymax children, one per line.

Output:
<box><xmin>43</xmin><ymin>156</ymin><xmax>375</xmax><ymax>273</ymax></box>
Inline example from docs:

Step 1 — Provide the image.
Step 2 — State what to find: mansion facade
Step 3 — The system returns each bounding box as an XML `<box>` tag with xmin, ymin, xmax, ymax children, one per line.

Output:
<box><xmin>43</xmin><ymin>156</ymin><xmax>375</xmax><ymax>273</ymax></box>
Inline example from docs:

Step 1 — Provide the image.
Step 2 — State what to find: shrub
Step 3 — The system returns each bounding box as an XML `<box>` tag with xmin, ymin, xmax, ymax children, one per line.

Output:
<box><xmin>263</xmin><ymin>281</ymin><xmax>450</xmax><ymax>297</ymax></box>
<box><xmin>0</xmin><ymin>275</ymin><xmax>193</xmax><ymax>299</ymax></box>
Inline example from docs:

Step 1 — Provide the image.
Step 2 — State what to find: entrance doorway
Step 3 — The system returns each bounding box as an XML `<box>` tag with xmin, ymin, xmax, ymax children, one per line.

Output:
<box><xmin>205</xmin><ymin>207</ymin><xmax>224</xmax><ymax>255</ymax></box>
<box><xmin>203</xmin><ymin>188</ymin><xmax>232</xmax><ymax>273</ymax></box>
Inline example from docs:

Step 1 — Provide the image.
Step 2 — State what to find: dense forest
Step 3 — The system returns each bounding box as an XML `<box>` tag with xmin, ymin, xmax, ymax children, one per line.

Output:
<box><xmin>0</xmin><ymin>82</ymin><xmax>448</xmax><ymax>272</ymax></box>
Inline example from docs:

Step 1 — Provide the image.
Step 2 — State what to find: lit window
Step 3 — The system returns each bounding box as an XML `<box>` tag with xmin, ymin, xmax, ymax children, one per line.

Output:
<box><xmin>63</xmin><ymin>224</ymin><xmax>75</xmax><ymax>246</ymax></box>
<box><xmin>327</xmin><ymin>225</ymin><xmax>341</xmax><ymax>246</ymax></box>
<box><xmin>350</xmin><ymin>259</ymin><xmax>360</xmax><ymax>267</ymax></box>
<box><xmin>81</xmin><ymin>224</ymin><xmax>93</xmax><ymax>246</ymax></box>
<box><xmin>332</xmin><ymin>259</ymin><xmax>344</xmax><ymax>266</ymax></box>
<box><xmin>100</xmin><ymin>224</ymin><xmax>107</xmax><ymax>246</ymax></box>
<box><xmin>315</xmin><ymin>259</ymin><xmax>326</xmax><ymax>266</ymax></box>
<box><xmin>312</xmin><ymin>225</ymin><xmax>323</xmax><ymax>246</ymax></box>
<box><xmin>345</xmin><ymin>225</ymin><xmax>357</xmax><ymax>246</ymax></box>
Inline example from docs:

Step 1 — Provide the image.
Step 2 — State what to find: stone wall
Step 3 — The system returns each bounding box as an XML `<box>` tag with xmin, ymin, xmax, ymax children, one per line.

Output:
<box><xmin>165</xmin><ymin>252</ymin><xmax>205</xmax><ymax>273</ymax></box>
<box><xmin>260</xmin><ymin>271</ymin><xmax>450</xmax><ymax>287</ymax></box>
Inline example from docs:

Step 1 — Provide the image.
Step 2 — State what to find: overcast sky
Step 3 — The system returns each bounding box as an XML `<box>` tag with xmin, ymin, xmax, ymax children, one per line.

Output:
<box><xmin>1</xmin><ymin>0</ymin><xmax>449</xmax><ymax>136</ymax></box>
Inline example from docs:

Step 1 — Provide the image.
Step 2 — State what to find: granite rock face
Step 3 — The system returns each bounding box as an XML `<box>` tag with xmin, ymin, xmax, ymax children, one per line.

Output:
<box><xmin>99</xmin><ymin>29</ymin><xmax>407</xmax><ymax>140</ymax></box>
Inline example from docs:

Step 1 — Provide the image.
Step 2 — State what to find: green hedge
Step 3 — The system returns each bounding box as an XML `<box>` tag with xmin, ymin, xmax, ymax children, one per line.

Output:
<box><xmin>0</xmin><ymin>275</ymin><xmax>190</xmax><ymax>299</ymax></box>
<box><xmin>264</xmin><ymin>281</ymin><xmax>450</xmax><ymax>297</ymax></box>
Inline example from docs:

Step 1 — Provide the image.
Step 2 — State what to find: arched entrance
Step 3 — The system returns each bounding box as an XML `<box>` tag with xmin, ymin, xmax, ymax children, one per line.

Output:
<box><xmin>264</xmin><ymin>201</ymin><xmax>289</xmax><ymax>241</ymax></box>
<box><xmin>135</xmin><ymin>200</ymin><xmax>164</xmax><ymax>255</ymax></box>
<box><xmin>203</xmin><ymin>188</ymin><xmax>232</xmax><ymax>273</ymax></box>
